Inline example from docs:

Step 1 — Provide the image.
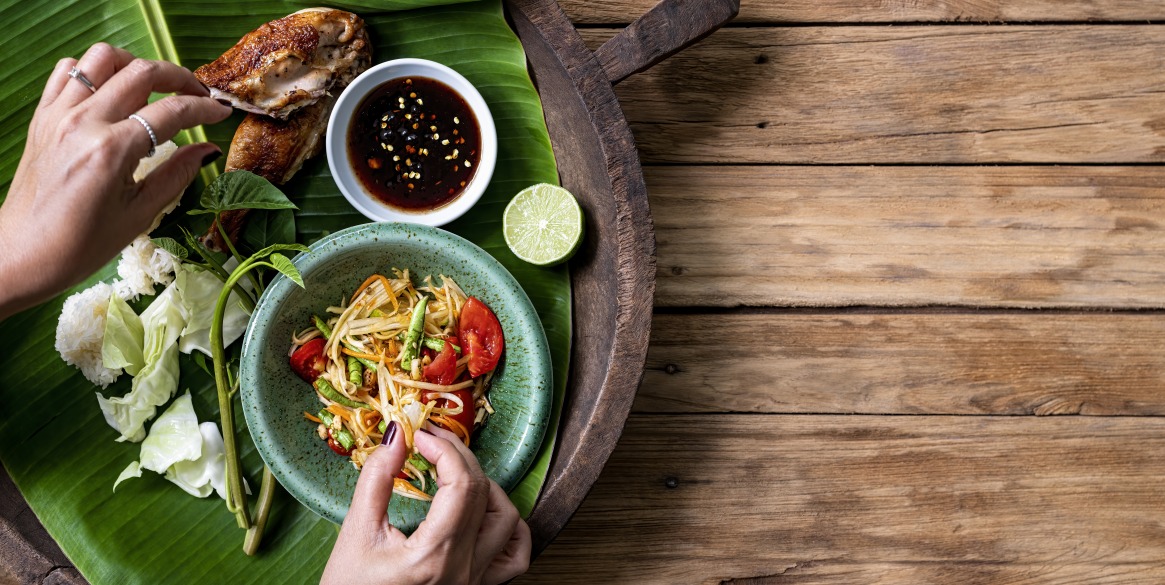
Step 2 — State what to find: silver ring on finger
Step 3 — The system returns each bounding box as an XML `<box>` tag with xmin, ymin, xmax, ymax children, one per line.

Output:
<box><xmin>67</xmin><ymin>67</ymin><xmax>97</xmax><ymax>93</ymax></box>
<box><xmin>128</xmin><ymin>113</ymin><xmax>157</xmax><ymax>157</ymax></box>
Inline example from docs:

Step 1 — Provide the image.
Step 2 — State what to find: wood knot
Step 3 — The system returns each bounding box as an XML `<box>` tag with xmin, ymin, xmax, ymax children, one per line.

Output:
<box><xmin>670</xmin><ymin>266</ymin><xmax>686</xmax><ymax>275</ymax></box>
<box><xmin>756</xmin><ymin>122</ymin><xmax>768</xmax><ymax>129</ymax></box>
<box><xmin>664</xmin><ymin>364</ymin><xmax>680</xmax><ymax>375</ymax></box>
<box><xmin>664</xmin><ymin>477</ymin><xmax>679</xmax><ymax>489</ymax></box>
<box><xmin>754</xmin><ymin>54</ymin><xmax>768</xmax><ymax>65</ymax></box>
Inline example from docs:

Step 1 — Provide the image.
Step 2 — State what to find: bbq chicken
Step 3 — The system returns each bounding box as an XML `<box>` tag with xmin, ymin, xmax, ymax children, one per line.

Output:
<box><xmin>194</xmin><ymin>7</ymin><xmax>371</xmax><ymax>250</ymax></box>
<box><xmin>194</xmin><ymin>8</ymin><xmax>371</xmax><ymax>120</ymax></box>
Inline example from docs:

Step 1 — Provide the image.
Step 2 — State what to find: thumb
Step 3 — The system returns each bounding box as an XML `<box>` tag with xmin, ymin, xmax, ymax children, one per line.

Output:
<box><xmin>133</xmin><ymin>142</ymin><xmax>220</xmax><ymax>227</ymax></box>
<box><xmin>345</xmin><ymin>421</ymin><xmax>408</xmax><ymax>534</ymax></box>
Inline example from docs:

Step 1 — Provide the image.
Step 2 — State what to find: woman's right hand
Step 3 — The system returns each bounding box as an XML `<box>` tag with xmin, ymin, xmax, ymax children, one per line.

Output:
<box><xmin>0</xmin><ymin>42</ymin><xmax>230</xmax><ymax>319</ymax></box>
<box><xmin>322</xmin><ymin>424</ymin><xmax>531</xmax><ymax>585</ymax></box>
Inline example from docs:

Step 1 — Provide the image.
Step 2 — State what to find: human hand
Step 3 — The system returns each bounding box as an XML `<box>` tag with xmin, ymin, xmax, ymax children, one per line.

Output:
<box><xmin>0</xmin><ymin>43</ymin><xmax>232</xmax><ymax>318</ymax></box>
<box><xmin>322</xmin><ymin>423</ymin><xmax>531</xmax><ymax>585</ymax></box>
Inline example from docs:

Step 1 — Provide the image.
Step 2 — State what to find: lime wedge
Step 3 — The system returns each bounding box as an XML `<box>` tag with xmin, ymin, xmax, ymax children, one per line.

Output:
<box><xmin>503</xmin><ymin>183</ymin><xmax>584</xmax><ymax>266</ymax></box>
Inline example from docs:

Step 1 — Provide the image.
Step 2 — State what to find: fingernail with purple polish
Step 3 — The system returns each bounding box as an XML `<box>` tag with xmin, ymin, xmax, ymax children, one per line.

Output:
<box><xmin>381</xmin><ymin>421</ymin><xmax>398</xmax><ymax>445</ymax></box>
<box><xmin>201</xmin><ymin>149</ymin><xmax>222</xmax><ymax>167</ymax></box>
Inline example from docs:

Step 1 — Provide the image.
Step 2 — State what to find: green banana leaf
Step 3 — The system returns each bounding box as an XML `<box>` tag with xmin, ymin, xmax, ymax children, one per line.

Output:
<box><xmin>0</xmin><ymin>0</ymin><xmax>569</xmax><ymax>582</ymax></box>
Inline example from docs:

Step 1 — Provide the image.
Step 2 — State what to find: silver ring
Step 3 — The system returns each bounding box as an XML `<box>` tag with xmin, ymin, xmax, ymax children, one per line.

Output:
<box><xmin>67</xmin><ymin>66</ymin><xmax>96</xmax><ymax>93</ymax></box>
<box><xmin>128</xmin><ymin>114</ymin><xmax>157</xmax><ymax>157</ymax></box>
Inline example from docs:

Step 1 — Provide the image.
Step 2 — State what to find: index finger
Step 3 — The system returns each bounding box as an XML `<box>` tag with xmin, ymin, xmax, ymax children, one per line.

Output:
<box><xmin>88</xmin><ymin>58</ymin><xmax>210</xmax><ymax>120</ymax></box>
<box><xmin>411</xmin><ymin>429</ymin><xmax>491</xmax><ymax>545</ymax></box>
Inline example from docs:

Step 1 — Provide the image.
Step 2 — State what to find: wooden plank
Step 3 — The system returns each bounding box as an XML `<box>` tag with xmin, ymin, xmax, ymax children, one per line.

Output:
<box><xmin>639</xmin><ymin>312</ymin><xmax>1165</xmax><ymax>415</ymax></box>
<box><xmin>647</xmin><ymin>166</ymin><xmax>1165</xmax><ymax>308</ymax></box>
<box><xmin>578</xmin><ymin>27</ymin><xmax>1165</xmax><ymax>164</ymax></box>
<box><xmin>518</xmin><ymin>415</ymin><xmax>1165</xmax><ymax>585</ymax></box>
<box><xmin>562</xmin><ymin>0</ymin><xmax>1165</xmax><ymax>24</ymax></box>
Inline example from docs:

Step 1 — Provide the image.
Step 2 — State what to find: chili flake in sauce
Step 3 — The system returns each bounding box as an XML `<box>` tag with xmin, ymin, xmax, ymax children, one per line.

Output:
<box><xmin>348</xmin><ymin>77</ymin><xmax>480</xmax><ymax>211</ymax></box>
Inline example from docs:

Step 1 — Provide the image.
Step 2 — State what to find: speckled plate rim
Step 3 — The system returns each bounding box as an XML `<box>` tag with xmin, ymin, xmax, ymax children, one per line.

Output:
<box><xmin>239</xmin><ymin>222</ymin><xmax>553</xmax><ymax>527</ymax></box>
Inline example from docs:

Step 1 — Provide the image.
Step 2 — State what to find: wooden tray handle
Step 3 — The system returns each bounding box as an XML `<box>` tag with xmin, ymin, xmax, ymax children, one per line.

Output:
<box><xmin>593</xmin><ymin>0</ymin><xmax>739</xmax><ymax>85</ymax></box>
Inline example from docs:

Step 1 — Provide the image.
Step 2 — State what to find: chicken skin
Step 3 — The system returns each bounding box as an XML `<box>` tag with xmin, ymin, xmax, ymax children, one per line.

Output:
<box><xmin>194</xmin><ymin>8</ymin><xmax>370</xmax><ymax>119</ymax></box>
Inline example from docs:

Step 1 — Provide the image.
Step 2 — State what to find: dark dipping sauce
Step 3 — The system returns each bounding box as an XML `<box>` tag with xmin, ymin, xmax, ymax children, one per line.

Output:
<box><xmin>348</xmin><ymin>77</ymin><xmax>481</xmax><ymax>211</ymax></box>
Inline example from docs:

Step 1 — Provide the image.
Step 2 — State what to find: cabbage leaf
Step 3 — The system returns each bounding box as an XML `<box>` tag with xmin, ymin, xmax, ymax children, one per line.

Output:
<box><xmin>175</xmin><ymin>264</ymin><xmax>249</xmax><ymax>356</ymax></box>
<box><xmin>165</xmin><ymin>422</ymin><xmax>228</xmax><ymax>499</ymax></box>
<box><xmin>101</xmin><ymin>294</ymin><xmax>145</xmax><ymax>376</ymax></box>
<box><xmin>97</xmin><ymin>284</ymin><xmax>184</xmax><ymax>442</ymax></box>
<box><xmin>139</xmin><ymin>391</ymin><xmax>201</xmax><ymax>473</ymax></box>
<box><xmin>114</xmin><ymin>393</ymin><xmax>228</xmax><ymax>500</ymax></box>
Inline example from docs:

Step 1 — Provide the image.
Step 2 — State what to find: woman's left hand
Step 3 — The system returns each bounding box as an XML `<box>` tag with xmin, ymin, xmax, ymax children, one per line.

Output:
<box><xmin>0</xmin><ymin>43</ymin><xmax>231</xmax><ymax>318</ymax></box>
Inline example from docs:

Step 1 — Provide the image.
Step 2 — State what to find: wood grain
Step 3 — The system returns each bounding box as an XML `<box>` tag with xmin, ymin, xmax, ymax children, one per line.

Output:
<box><xmin>639</xmin><ymin>311</ymin><xmax>1165</xmax><ymax>415</ymax></box>
<box><xmin>592</xmin><ymin>0</ymin><xmax>739</xmax><ymax>84</ymax></box>
<box><xmin>562</xmin><ymin>0</ymin><xmax>1165</xmax><ymax>24</ymax></box>
<box><xmin>509</xmin><ymin>0</ymin><xmax>659</xmax><ymax>553</ymax></box>
<box><xmin>518</xmin><ymin>414</ymin><xmax>1165</xmax><ymax>585</ymax></box>
<box><xmin>578</xmin><ymin>27</ymin><xmax>1165</xmax><ymax>164</ymax></box>
<box><xmin>647</xmin><ymin>166</ymin><xmax>1165</xmax><ymax>308</ymax></box>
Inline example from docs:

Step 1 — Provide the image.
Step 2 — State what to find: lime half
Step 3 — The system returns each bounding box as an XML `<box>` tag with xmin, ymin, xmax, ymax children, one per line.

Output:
<box><xmin>503</xmin><ymin>183</ymin><xmax>584</xmax><ymax>266</ymax></box>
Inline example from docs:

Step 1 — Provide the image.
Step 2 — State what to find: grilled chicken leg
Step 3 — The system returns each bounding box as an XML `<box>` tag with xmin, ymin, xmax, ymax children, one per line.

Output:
<box><xmin>194</xmin><ymin>8</ymin><xmax>370</xmax><ymax>120</ymax></box>
<box><xmin>202</xmin><ymin>96</ymin><xmax>335</xmax><ymax>250</ymax></box>
<box><xmin>195</xmin><ymin>8</ymin><xmax>372</xmax><ymax>250</ymax></box>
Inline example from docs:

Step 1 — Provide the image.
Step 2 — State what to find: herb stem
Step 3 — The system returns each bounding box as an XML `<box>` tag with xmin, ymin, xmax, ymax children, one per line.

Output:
<box><xmin>191</xmin><ymin>237</ymin><xmax>256</xmax><ymax>312</ymax></box>
<box><xmin>216</xmin><ymin>213</ymin><xmax>265</xmax><ymax>296</ymax></box>
<box><xmin>243</xmin><ymin>466</ymin><xmax>277</xmax><ymax>556</ymax></box>
<box><xmin>212</xmin><ymin>256</ymin><xmax>262</xmax><ymax>529</ymax></box>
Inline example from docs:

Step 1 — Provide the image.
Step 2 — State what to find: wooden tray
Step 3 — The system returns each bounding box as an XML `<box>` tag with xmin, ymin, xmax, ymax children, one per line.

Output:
<box><xmin>0</xmin><ymin>0</ymin><xmax>738</xmax><ymax>581</ymax></box>
<box><xmin>506</xmin><ymin>0</ymin><xmax>738</xmax><ymax>553</ymax></box>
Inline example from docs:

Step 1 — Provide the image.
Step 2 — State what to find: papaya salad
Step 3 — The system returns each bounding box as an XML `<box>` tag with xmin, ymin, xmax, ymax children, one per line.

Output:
<box><xmin>288</xmin><ymin>269</ymin><xmax>504</xmax><ymax>501</ymax></box>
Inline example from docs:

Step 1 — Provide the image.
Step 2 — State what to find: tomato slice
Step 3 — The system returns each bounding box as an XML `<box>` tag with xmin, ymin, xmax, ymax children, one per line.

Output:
<box><xmin>290</xmin><ymin>338</ymin><xmax>328</xmax><ymax>383</ymax></box>
<box><xmin>423</xmin><ymin>336</ymin><xmax>459</xmax><ymax>385</ymax></box>
<box><xmin>459</xmin><ymin>297</ymin><xmax>503</xmax><ymax>377</ymax></box>
<box><xmin>326</xmin><ymin>436</ymin><xmax>351</xmax><ymax>456</ymax></box>
<box><xmin>423</xmin><ymin>388</ymin><xmax>476</xmax><ymax>437</ymax></box>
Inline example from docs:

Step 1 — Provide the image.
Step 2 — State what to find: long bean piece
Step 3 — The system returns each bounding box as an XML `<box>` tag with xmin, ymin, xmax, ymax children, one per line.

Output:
<box><xmin>400</xmin><ymin>295</ymin><xmax>429</xmax><ymax>371</ymax></box>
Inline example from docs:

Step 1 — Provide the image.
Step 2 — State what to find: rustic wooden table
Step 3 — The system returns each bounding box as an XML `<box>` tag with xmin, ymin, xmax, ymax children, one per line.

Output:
<box><xmin>517</xmin><ymin>1</ymin><xmax>1165</xmax><ymax>583</ymax></box>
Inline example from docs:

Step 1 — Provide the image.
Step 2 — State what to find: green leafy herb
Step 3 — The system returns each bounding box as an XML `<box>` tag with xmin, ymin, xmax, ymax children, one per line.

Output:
<box><xmin>190</xmin><ymin>171</ymin><xmax>298</xmax><ymax>215</ymax></box>
<box><xmin>242</xmin><ymin>208</ymin><xmax>296</xmax><ymax>253</ymax></box>
<box><xmin>267</xmin><ymin>253</ymin><xmax>303</xmax><ymax>288</ymax></box>
<box><xmin>150</xmin><ymin>237</ymin><xmax>189</xmax><ymax>260</ymax></box>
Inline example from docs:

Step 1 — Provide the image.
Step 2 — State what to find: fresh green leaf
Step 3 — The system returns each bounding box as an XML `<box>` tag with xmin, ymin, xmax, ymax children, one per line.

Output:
<box><xmin>150</xmin><ymin>237</ymin><xmax>189</xmax><ymax>260</ymax></box>
<box><xmin>267</xmin><ymin>253</ymin><xmax>304</xmax><ymax>288</ymax></box>
<box><xmin>196</xmin><ymin>170</ymin><xmax>297</xmax><ymax>214</ymax></box>
<box><xmin>287</xmin><ymin>0</ymin><xmax>472</xmax><ymax>12</ymax></box>
<box><xmin>191</xmin><ymin>351</ymin><xmax>212</xmax><ymax>377</ymax></box>
<box><xmin>0</xmin><ymin>1</ymin><xmax>568</xmax><ymax>583</ymax></box>
<box><xmin>249</xmin><ymin>242</ymin><xmax>311</xmax><ymax>262</ymax></box>
<box><xmin>242</xmin><ymin>208</ymin><xmax>297</xmax><ymax>253</ymax></box>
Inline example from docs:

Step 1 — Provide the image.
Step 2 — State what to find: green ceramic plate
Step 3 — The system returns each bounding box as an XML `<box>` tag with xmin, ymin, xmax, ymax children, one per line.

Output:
<box><xmin>239</xmin><ymin>222</ymin><xmax>552</xmax><ymax>531</ymax></box>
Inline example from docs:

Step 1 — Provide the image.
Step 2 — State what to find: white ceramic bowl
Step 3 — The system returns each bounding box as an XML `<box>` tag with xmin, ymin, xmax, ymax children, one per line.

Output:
<box><xmin>326</xmin><ymin>59</ymin><xmax>497</xmax><ymax>225</ymax></box>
